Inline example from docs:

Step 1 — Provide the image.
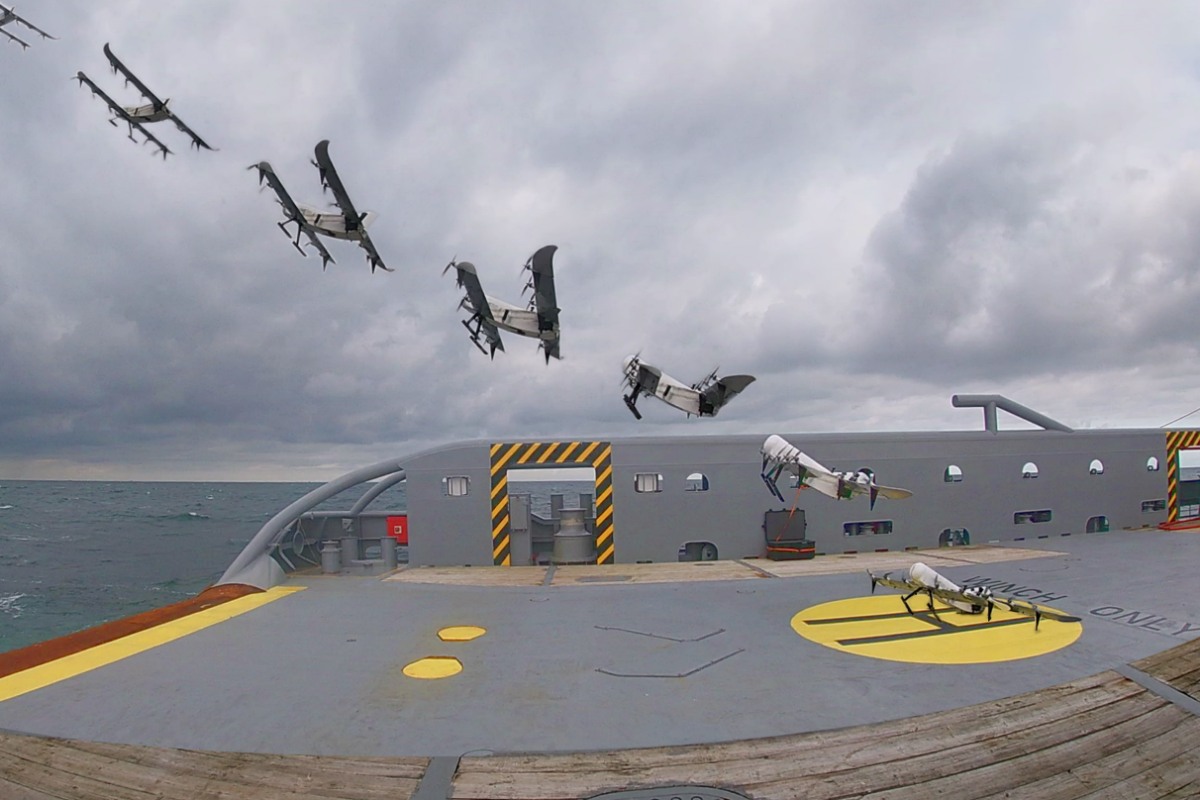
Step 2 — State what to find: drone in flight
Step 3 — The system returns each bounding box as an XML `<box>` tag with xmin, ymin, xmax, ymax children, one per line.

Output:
<box><xmin>621</xmin><ymin>355</ymin><xmax>754</xmax><ymax>420</ymax></box>
<box><xmin>250</xmin><ymin>140</ymin><xmax>392</xmax><ymax>273</ymax></box>
<box><xmin>0</xmin><ymin>4</ymin><xmax>55</xmax><ymax>50</ymax></box>
<box><xmin>76</xmin><ymin>44</ymin><xmax>215</xmax><ymax>158</ymax></box>
<box><xmin>760</xmin><ymin>434</ymin><xmax>913</xmax><ymax>510</ymax></box>
<box><xmin>444</xmin><ymin>246</ymin><xmax>561</xmax><ymax>362</ymax></box>
<box><xmin>868</xmin><ymin>562</ymin><xmax>1080</xmax><ymax>631</ymax></box>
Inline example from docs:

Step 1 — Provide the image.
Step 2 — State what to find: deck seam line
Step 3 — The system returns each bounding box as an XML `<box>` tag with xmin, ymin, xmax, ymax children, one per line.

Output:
<box><xmin>413</xmin><ymin>755</ymin><xmax>460</xmax><ymax>800</ymax></box>
<box><xmin>541</xmin><ymin>564</ymin><xmax>556</xmax><ymax>586</ymax></box>
<box><xmin>1114</xmin><ymin>664</ymin><xmax>1200</xmax><ymax>718</ymax></box>
<box><xmin>736</xmin><ymin>559</ymin><xmax>777</xmax><ymax>578</ymax></box>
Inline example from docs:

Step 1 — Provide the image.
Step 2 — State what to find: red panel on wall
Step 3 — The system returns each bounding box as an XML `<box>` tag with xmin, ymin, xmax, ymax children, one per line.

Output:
<box><xmin>386</xmin><ymin>515</ymin><xmax>408</xmax><ymax>545</ymax></box>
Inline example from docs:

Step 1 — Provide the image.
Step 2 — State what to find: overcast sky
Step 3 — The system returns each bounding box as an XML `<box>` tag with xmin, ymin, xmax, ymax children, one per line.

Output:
<box><xmin>4</xmin><ymin>2</ymin><xmax>1200</xmax><ymax>481</ymax></box>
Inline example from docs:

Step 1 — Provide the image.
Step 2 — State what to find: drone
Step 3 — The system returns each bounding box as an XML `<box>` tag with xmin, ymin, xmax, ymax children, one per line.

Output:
<box><xmin>760</xmin><ymin>434</ymin><xmax>913</xmax><ymax>510</ymax></box>
<box><xmin>250</xmin><ymin>140</ymin><xmax>391</xmax><ymax>273</ymax></box>
<box><xmin>621</xmin><ymin>355</ymin><xmax>754</xmax><ymax>419</ymax></box>
<box><xmin>444</xmin><ymin>246</ymin><xmax>561</xmax><ymax>362</ymax></box>
<box><xmin>1</xmin><ymin>4</ymin><xmax>55</xmax><ymax>50</ymax></box>
<box><xmin>868</xmin><ymin>562</ymin><xmax>1080</xmax><ymax>631</ymax></box>
<box><xmin>76</xmin><ymin>44</ymin><xmax>214</xmax><ymax>158</ymax></box>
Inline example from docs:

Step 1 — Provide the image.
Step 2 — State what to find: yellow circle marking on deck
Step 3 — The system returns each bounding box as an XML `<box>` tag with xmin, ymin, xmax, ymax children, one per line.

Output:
<box><xmin>791</xmin><ymin>595</ymin><xmax>1081</xmax><ymax>665</ymax></box>
<box><xmin>437</xmin><ymin>626</ymin><xmax>486</xmax><ymax>642</ymax></box>
<box><xmin>402</xmin><ymin>657</ymin><xmax>463</xmax><ymax>679</ymax></box>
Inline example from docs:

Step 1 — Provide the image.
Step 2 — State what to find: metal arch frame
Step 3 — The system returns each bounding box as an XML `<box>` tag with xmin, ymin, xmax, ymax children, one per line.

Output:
<box><xmin>217</xmin><ymin>459</ymin><xmax>406</xmax><ymax>589</ymax></box>
<box><xmin>348</xmin><ymin>469</ymin><xmax>406</xmax><ymax>516</ymax></box>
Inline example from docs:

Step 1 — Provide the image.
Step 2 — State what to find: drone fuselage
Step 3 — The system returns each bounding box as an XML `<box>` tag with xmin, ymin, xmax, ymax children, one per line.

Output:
<box><xmin>122</xmin><ymin>101</ymin><xmax>171</xmax><ymax>123</ymax></box>
<box><xmin>297</xmin><ymin>205</ymin><xmax>376</xmax><ymax>241</ymax></box>
<box><xmin>486</xmin><ymin>297</ymin><xmax>556</xmax><ymax>341</ymax></box>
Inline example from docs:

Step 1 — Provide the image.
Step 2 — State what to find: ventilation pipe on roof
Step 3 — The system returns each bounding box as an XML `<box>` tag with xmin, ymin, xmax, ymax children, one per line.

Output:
<box><xmin>952</xmin><ymin>394</ymin><xmax>1073</xmax><ymax>433</ymax></box>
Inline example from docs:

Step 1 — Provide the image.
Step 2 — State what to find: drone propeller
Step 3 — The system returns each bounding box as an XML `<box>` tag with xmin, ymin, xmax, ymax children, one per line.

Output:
<box><xmin>441</xmin><ymin>256</ymin><xmax>459</xmax><ymax>277</ymax></box>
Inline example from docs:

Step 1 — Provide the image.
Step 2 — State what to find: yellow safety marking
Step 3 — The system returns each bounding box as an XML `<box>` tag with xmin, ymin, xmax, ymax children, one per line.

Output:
<box><xmin>489</xmin><ymin>443</ymin><xmax>502</xmax><ymax>457</ymax></box>
<box><xmin>0</xmin><ymin>587</ymin><xmax>306</xmax><ymax>704</ymax></box>
<box><xmin>596</xmin><ymin>463</ymin><xmax>612</xmax><ymax>486</ymax></box>
<box><xmin>517</xmin><ymin>443</ymin><xmax>541</xmax><ymax>465</ymax></box>
<box><xmin>592</xmin><ymin>445</ymin><xmax>612</xmax><ymax>467</ymax></box>
<box><xmin>490</xmin><ymin>474</ymin><xmax>508</xmax><ymax>501</ymax></box>
<box><xmin>492</xmin><ymin>534</ymin><xmax>510</xmax><ymax>560</ymax></box>
<box><xmin>491</xmin><ymin>493</ymin><xmax>509</xmax><ymax>520</ymax></box>
<box><xmin>555</xmin><ymin>442</ymin><xmax>581</xmax><ymax>463</ymax></box>
<box><xmin>596</xmin><ymin>484</ymin><xmax>612</xmax><ymax>507</ymax></box>
<box><xmin>502</xmin><ymin>553</ymin><xmax>511</xmax><ymax>566</ymax></box>
<box><xmin>596</xmin><ymin>528</ymin><xmax>612</xmax><ymax>548</ymax></box>
<box><xmin>492</xmin><ymin>515</ymin><xmax>510</xmax><ymax>538</ymax></box>
<box><xmin>791</xmin><ymin>595</ymin><xmax>1082</xmax><ymax>665</ymax></box>
<box><xmin>438</xmin><ymin>626</ymin><xmax>487</xmax><ymax>642</ymax></box>
<box><xmin>595</xmin><ymin>505</ymin><xmax>613</xmax><ymax>527</ymax></box>
<box><xmin>403</xmin><ymin>656</ymin><xmax>463</xmax><ymax>680</ymax></box>
<box><xmin>598</xmin><ymin>543</ymin><xmax>615</xmax><ymax>563</ymax></box>
<box><xmin>578</xmin><ymin>441</ymin><xmax>600</xmax><ymax>462</ymax></box>
<box><xmin>536</xmin><ymin>443</ymin><xmax>559</xmax><ymax>464</ymax></box>
<box><xmin>492</xmin><ymin>442</ymin><xmax>523</xmax><ymax>474</ymax></box>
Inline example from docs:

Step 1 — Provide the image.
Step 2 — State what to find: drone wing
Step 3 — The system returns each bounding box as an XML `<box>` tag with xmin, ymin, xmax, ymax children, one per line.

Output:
<box><xmin>103</xmin><ymin>44</ymin><xmax>165</xmax><ymax>110</ymax></box>
<box><xmin>523</xmin><ymin>245</ymin><xmax>561</xmax><ymax>361</ymax></box>
<box><xmin>75</xmin><ymin>72</ymin><xmax>172</xmax><ymax>159</ymax></box>
<box><xmin>103</xmin><ymin>43</ymin><xmax>215</xmax><ymax>151</ymax></box>
<box><xmin>445</xmin><ymin>261</ymin><xmax>504</xmax><ymax>358</ymax></box>
<box><xmin>312</xmin><ymin>140</ymin><xmax>389</xmax><ymax>272</ymax></box>
<box><xmin>699</xmin><ymin>374</ymin><xmax>754</xmax><ymax>416</ymax></box>
<box><xmin>249</xmin><ymin>162</ymin><xmax>335</xmax><ymax>269</ymax></box>
<box><xmin>9</xmin><ymin>9</ymin><xmax>55</xmax><ymax>41</ymax></box>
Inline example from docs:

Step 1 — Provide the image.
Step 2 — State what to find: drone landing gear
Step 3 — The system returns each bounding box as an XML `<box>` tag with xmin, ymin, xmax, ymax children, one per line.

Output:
<box><xmin>623</xmin><ymin>393</ymin><xmax>642</xmax><ymax>420</ymax></box>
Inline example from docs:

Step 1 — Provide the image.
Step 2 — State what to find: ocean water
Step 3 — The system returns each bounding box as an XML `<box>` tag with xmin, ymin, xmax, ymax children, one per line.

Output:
<box><xmin>0</xmin><ymin>479</ymin><xmax>591</xmax><ymax>655</ymax></box>
<box><xmin>0</xmin><ymin>480</ymin><xmax>405</xmax><ymax>655</ymax></box>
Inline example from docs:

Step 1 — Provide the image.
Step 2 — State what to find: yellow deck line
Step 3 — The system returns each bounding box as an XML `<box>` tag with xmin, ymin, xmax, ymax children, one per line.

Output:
<box><xmin>0</xmin><ymin>587</ymin><xmax>305</xmax><ymax>704</ymax></box>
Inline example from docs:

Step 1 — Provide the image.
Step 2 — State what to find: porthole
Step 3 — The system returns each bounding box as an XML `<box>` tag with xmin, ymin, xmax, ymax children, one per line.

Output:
<box><xmin>685</xmin><ymin>472</ymin><xmax>710</xmax><ymax>492</ymax></box>
<box><xmin>634</xmin><ymin>473</ymin><xmax>663</xmax><ymax>493</ymax></box>
<box><xmin>443</xmin><ymin>476</ymin><xmax>470</xmax><ymax>497</ymax></box>
<box><xmin>944</xmin><ymin>465</ymin><xmax>963</xmax><ymax>483</ymax></box>
<box><xmin>1147</xmin><ymin>456</ymin><xmax>1160</xmax><ymax>471</ymax></box>
<box><xmin>1089</xmin><ymin>459</ymin><xmax>1104</xmax><ymax>475</ymax></box>
<box><xmin>1022</xmin><ymin>462</ymin><xmax>1039</xmax><ymax>479</ymax></box>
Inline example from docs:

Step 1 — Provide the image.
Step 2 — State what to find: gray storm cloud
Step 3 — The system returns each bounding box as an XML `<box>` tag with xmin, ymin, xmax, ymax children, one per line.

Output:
<box><xmin>3</xmin><ymin>2</ymin><xmax>1200</xmax><ymax>479</ymax></box>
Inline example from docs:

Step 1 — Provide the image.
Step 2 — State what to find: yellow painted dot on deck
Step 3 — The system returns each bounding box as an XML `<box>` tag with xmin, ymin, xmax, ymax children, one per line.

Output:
<box><xmin>403</xmin><ymin>657</ymin><xmax>463</xmax><ymax>679</ymax></box>
<box><xmin>438</xmin><ymin>625</ymin><xmax>486</xmax><ymax>642</ymax></box>
<box><xmin>791</xmin><ymin>595</ymin><xmax>1081</xmax><ymax>665</ymax></box>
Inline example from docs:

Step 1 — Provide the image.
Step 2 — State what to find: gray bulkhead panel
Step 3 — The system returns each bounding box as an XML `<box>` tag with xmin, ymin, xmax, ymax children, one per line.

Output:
<box><xmin>400</xmin><ymin>430</ymin><xmax>1172</xmax><ymax>565</ymax></box>
<box><xmin>403</xmin><ymin>441</ymin><xmax>494</xmax><ymax>566</ymax></box>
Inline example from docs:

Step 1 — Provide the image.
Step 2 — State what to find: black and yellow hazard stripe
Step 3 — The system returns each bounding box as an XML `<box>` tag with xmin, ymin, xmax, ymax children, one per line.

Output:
<box><xmin>1165</xmin><ymin>430</ymin><xmax>1200</xmax><ymax>522</ymax></box>
<box><xmin>489</xmin><ymin>441</ymin><xmax>614</xmax><ymax>565</ymax></box>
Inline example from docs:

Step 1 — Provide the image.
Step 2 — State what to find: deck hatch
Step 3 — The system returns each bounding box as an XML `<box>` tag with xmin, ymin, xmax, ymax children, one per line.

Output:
<box><xmin>490</xmin><ymin>440</ymin><xmax>614</xmax><ymax>565</ymax></box>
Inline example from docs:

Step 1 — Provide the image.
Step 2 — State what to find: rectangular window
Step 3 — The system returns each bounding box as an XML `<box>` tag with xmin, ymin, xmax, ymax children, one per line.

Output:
<box><xmin>1180</xmin><ymin>503</ymin><xmax>1200</xmax><ymax>519</ymax></box>
<box><xmin>844</xmin><ymin>521</ymin><xmax>893</xmax><ymax>536</ymax></box>
<box><xmin>634</xmin><ymin>473</ymin><xmax>663</xmax><ymax>493</ymax></box>
<box><xmin>443</xmin><ymin>476</ymin><xmax>470</xmax><ymax>497</ymax></box>
<box><xmin>1142</xmin><ymin>499</ymin><xmax>1167</xmax><ymax>513</ymax></box>
<box><xmin>1014</xmin><ymin>510</ymin><xmax>1052</xmax><ymax>524</ymax></box>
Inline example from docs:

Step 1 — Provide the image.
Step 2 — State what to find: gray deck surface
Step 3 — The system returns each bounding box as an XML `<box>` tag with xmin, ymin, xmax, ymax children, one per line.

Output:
<box><xmin>0</xmin><ymin>531</ymin><xmax>1197</xmax><ymax>758</ymax></box>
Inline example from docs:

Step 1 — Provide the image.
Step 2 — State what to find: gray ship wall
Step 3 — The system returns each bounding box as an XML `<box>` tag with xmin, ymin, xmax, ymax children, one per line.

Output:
<box><xmin>400</xmin><ymin>429</ymin><xmax>1185</xmax><ymax>566</ymax></box>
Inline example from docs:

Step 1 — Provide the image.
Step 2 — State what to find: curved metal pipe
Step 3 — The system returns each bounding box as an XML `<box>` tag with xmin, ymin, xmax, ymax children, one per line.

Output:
<box><xmin>952</xmin><ymin>394</ymin><xmax>1073</xmax><ymax>433</ymax></box>
<box><xmin>216</xmin><ymin>457</ymin><xmax>405</xmax><ymax>586</ymax></box>
<box><xmin>348</xmin><ymin>469</ymin><xmax>406</xmax><ymax>516</ymax></box>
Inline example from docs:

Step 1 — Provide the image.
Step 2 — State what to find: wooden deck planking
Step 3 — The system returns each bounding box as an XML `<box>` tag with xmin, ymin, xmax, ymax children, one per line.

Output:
<box><xmin>386</xmin><ymin>566</ymin><xmax>550</xmax><ymax>586</ymax></box>
<box><xmin>0</xmin><ymin>732</ymin><xmax>425</xmax><ymax>800</ymax></box>
<box><xmin>384</xmin><ymin>547</ymin><xmax>1060</xmax><ymax>587</ymax></box>
<box><xmin>552</xmin><ymin>561</ymin><xmax>763</xmax><ymax>585</ymax></box>
<box><xmin>455</xmin><ymin>672</ymin><xmax>1129</xmax><ymax>775</ymax></box>
<box><xmin>1131</xmin><ymin>636</ymin><xmax>1200</xmax><ymax>699</ymax></box>
<box><xmin>759</xmin><ymin>546</ymin><xmax>1060</xmax><ymax>578</ymax></box>
<box><xmin>0</xmin><ymin>774</ymin><xmax>65</xmax><ymax>800</ymax></box>
<box><xmin>1072</xmin><ymin>748</ymin><xmax>1200</xmax><ymax>800</ymax></box>
<box><xmin>451</xmin><ymin>677</ymin><xmax>1170</xmax><ymax>799</ymax></box>
<box><xmin>970</xmin><ymin>716</ymin><xmax>1200</xmax><ymax>800</ymax></box>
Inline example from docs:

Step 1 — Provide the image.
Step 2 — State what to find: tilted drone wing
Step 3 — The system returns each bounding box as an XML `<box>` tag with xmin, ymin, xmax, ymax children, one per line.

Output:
<box><xmin>1</xmin><ymin>6</ymin><xmax>56</xmax><ymax>49</ymax></box>
<box><xmin>75</xmin><ymin>72</ymin><xmax>172</xmax><ymax>159</ymax></box>
<box><xmin>313</xmin><ymin>140</ymin><xmax>391</xmax><ymax>273</ymax></box>
<box><xmin>444</xmin><ymin>260</ymin><xmax>505</xmax><ymax>358</ymax></box>
<box><xmin>103</xmin><ymin>44</ymin><xmax>215</xmax><ymax>152</ymax></box>
<box><xmin>522</xmin><ymin>245</ymin><xmax>561</xmax><ymax>362</ymax></box>
<box><xmin>249</xmin><ymin>161</ymin><xmax>335</xmax><ymax>269</ymax></box>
